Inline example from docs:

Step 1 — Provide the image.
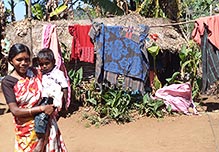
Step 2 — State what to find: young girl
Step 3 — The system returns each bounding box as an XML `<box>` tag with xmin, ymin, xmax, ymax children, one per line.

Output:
<box><xmin>1</xmin><ymin>43</ymin><xmax>67</xmax><ymax>152</ymax></box>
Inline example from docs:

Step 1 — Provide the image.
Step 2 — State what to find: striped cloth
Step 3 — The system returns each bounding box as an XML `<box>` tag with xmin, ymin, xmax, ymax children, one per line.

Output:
<box><xmin>201</xmin><ymin>25</ymin><xmax>219</xmax><ymax>92</ymax></box>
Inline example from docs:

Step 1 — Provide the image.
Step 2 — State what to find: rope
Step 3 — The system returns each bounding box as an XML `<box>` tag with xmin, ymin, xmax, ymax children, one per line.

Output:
<box><xmin>149</xmin><ymin>20</ymin><xmax>195</xmax><ymax>28</ymax></box>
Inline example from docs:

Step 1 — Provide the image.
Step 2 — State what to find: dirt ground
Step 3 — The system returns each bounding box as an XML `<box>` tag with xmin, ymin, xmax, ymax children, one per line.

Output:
<box><xmin>1</xmin><ymin>90</ymin><xmax>219</xmax><ymax>152</ymax></box>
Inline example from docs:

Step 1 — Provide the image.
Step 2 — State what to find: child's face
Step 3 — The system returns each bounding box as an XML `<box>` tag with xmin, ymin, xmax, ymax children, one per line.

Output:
<box><xmin>38</xmin><ymin>58</ymin><xmax>54</xmax><ymax>74</ymax></box>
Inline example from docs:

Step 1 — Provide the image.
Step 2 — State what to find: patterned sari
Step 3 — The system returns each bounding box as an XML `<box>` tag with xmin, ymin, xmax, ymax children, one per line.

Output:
<box><xmin>13</xmin><ymin>69</ymin><xmax>67</xmax><ymax>152</ymax></box>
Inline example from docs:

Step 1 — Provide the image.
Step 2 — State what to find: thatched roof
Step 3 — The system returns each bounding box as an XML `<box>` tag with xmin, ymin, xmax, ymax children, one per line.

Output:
<box><xmin>5</xmin><ymin>13</ymin><xmax>187</xmax><ymax>56</ymax></box>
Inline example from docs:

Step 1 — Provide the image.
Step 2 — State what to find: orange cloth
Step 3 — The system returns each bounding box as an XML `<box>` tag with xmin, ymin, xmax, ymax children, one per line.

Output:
<box><xmin>192</xmin><ymin>15</ymin><xmax>219</xmax><ymax>50</ymax></box>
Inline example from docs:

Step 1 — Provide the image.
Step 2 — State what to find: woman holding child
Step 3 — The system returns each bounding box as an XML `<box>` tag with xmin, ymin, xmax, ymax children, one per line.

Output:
<box><xmin>1</xmin><ymin>43</ymin><xmax>68</xmax><ymax>152</ymax></box>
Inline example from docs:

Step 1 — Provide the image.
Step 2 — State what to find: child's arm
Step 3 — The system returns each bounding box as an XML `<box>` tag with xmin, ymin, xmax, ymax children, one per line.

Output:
<box><xmin>62</xmin><ymin>87</ymin><xmax>68</xmax><ymax>110</ymax></box>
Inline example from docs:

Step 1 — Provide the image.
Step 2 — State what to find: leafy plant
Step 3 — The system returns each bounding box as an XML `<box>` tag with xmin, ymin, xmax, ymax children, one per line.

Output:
<box><xmin>50</xmin><ymin>4</ymin><xmax>68</xmax><ymax>18</ymax></box>
<box><xmin>166</xmin><ymin>40</ymin><xmax>202</xmax><ymax>99</ymax></box>
<box><xmin>68</xmin><ymin>67</ymin><xmax>83</xmax><ymax>90</ymax></box>
<box><xmin>180</xmin><ymin>41</ymin><xmax>202</xmax><ymax>99</ymax></box>
<box><xmin>68</xmin><ymin>67</ymin><xmax>83</xmax><ymax>101</ymax></box>
<box><xmin>81</xmin><ymin>0</ymin><xmax>124</xmax><ymax>16</ymax></box>
<box><xmin>85</xmin><ymin>90</ymin><xmax>98</xmax><ymax>106</ymax></box>
<box><xmin>135</xmin><ymin>0</ymin><xmax>165</xmax><ymax>18</ymax></box>
<box><xmin>100</xmin><ymin>88</ymin><xmax>132</xmax><ymax>123</ymax></box>
<box><xmin>165</xmin><ymin>71</ymin><xmax>181</xmax><ymax>84</ymax></box>
<box><xmin>31</xmin><ymin>3</ymin><xmax>44</xmax><ymax>20</ymax></box>
<box><xmin>147</xmin><ymin>44</ymin><xmax>162</xmax><ymax>92</ymax></box>
<box><xmin>134</xmin><ymin>93</ymin><xmax>165</xmax><ymax>118</ymax></box>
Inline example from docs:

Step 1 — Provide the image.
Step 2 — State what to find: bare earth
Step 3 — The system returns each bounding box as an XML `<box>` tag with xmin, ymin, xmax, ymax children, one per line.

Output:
<box><xmin>1</xmin><ymin>91</ymin><xmax>219</xmax><ymax>152</ymax></box>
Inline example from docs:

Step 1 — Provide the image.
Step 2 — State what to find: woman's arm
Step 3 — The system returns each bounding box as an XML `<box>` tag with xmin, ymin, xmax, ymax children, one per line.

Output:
<box><xmin>8</xmin><ymin>102</ymin><xmax>54</xmax><ymax>118</ymax></box>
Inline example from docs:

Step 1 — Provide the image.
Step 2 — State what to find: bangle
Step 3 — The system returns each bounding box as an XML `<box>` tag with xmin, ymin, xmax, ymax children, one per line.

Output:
<box><xmin>28</xmin><ymin>109</ymin><xmax>32</xmax><ymax>116</ymax></box>
<box><xmin>39</xmin><ymin>106</ymin><xmax>43</xmax><ymax>112</ymax></box>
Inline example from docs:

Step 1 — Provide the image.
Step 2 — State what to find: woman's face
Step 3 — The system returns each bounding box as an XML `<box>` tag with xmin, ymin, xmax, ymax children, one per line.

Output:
<box><xmin>11</xmin><ymin>52</ymin><xmax>31</xmax><ymax>75</ymax></box>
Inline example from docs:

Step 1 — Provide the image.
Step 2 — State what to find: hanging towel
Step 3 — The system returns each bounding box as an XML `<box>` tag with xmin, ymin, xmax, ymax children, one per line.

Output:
<box><xmin>155</xmin><ymin>82</ymin><xmax>198</xmax><ymax>115</ymax></box>
<box><xmin>192</xmin><ymin>14</ymin><xmax>219</xmax><ymax>50</ymax></box>
<box><xmin>42</xmin><ymin>24</ymin><xmax>71</xmax><ymax>109</ymax></box>
<box><xmin>68</xmin><ymin>24</ymin><xmax>94</xmax><ymax>63</ymax></box>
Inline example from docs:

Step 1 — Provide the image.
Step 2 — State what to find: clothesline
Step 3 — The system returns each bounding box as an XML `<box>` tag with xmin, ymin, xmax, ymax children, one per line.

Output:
<box><xmin>150</xmin><ymin>20</ymin><xmax>195</xmax><ymax>28</ymax></box>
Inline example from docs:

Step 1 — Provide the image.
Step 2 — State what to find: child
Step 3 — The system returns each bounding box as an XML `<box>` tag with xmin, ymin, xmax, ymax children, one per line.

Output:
<box><xmin>34</xmin><ymin>48</ymin><xmax>68</xmax><ymax>135</ymax></box>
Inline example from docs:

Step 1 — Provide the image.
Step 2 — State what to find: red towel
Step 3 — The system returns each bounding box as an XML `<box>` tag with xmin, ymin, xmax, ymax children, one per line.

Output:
<box><xmin>68</xmin><ymin>24</ymin><xmax>94</xmax><ymax>63</ymax></box>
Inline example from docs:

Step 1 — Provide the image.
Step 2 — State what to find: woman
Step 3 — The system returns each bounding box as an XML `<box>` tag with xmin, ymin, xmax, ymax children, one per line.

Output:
<box><xmin>1</xmin><ymin>43</ymin><xmax>68</xmax><ymax>152</ymax></box>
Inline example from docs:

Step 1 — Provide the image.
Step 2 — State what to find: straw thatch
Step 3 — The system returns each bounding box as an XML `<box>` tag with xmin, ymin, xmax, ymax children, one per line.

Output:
<box><xmin>5</xmin><ymin>13</ymin><xmax>187</xmax><ymax>57</ymax></box>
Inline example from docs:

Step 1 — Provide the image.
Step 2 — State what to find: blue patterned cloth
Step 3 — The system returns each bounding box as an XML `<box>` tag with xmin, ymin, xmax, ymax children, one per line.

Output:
<box><xmin>94</xmin><ymin>24</ymin><xmax>149</xmax><ymax>81</ymax></box>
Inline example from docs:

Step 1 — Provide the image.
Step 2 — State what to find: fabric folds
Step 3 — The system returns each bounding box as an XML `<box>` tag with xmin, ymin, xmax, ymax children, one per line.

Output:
<box><xmin>192</xmin><ymin>15</ymin><xmax>219</xmax><ymax>50</ymax></box>
<box><xmin>68</xmin><ymin>24</ymin><xmax>94</xmax><ymax>63</ymax></box>
<box><xmin>90</xmin><ymin>23</ymin><xmax>150</xmax><ymax>93</ymax></box>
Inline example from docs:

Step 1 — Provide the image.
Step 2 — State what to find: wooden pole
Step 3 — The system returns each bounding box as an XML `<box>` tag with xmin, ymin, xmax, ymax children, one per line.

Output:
<box><xmin>28</xmin><ymin>0</ymin><xmax>33</xmax><ymax>55</ymax></box>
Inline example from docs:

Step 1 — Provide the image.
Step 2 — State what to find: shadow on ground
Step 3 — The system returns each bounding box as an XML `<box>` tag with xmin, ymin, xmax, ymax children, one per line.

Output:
<box><xmin>58</xmin><ymin>99</ymin><xmax>83</xmax><ymax>119</ymax></box>
<box><xmin>200</xmin><ymin>102</ymin><xmax>219</xmax><ymax>112</ymax></box>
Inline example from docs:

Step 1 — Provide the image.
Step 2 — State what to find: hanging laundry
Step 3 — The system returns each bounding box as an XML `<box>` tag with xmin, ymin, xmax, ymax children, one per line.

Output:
<box><xmin>90</xmin><ymin>23</ymin><xmax>150</xmax><ymax>93</ymax></box>
<box><xmin>192</xmin><ymin>15</ymin><xmax>219</xmax><ymax>92</ymax></box>
<box><xmin>192</xmin><ymin>14</ymin><xmax>219</xmax><ymax>50</ymax></box>
<box><xmin>68</xmin><ymin>24</ymin><xmax>94</xmax><ymax>63</ymax></box>
<box><xmin>200</xmin><ymin>25</ymin><xmax>219</xmax><ymax>92</ymax></box>
<box><xmin>42</xmin><ymin>24</ymin><xmax>71</xmax><ymax>109</ymax></box>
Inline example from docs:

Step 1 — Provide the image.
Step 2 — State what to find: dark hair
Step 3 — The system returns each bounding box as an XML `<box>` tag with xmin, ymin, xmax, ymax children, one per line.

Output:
<box><xmin>37</xmin><ymin>48</ymin><xmax>55</xmax><ymax>62</ymax></box>
<box><xmin>8</xmin><ymin>43</ymin><xmax>31</xmax><ymax>62</ymax></box>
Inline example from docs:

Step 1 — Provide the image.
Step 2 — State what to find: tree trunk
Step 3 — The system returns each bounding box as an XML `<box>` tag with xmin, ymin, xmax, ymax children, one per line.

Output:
<box><xmin>10</xmin><ymin>0</ymin><xmax>15</xmax><ymax>21</ymax></box>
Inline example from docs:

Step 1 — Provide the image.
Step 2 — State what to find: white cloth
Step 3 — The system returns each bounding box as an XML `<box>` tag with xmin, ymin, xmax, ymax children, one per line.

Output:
<box><xmin>42</xmin><ymin>66</ymin><xmax>68</xmax><ymax>108</ymax></box>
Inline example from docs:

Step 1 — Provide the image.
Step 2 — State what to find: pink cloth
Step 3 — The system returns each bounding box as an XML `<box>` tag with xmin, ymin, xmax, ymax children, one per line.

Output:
<box><xmin>155</xmin><ymin>82</ymin><xmax>197</xmax><ymax>115</ymax></box>
<box><xmin>42</xmin><ymin>24</ymin><xmax>71</xmax><ymax>109</ymax></box>
<box><xmin>192</xmin><ymin>15</ymin><xmax>219</xmax><ymax>49</ymax></box>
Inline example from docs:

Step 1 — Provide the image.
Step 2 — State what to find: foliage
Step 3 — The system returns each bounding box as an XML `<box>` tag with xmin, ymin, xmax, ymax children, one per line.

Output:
<box><xmin>134</xmin><ymin>93</ymin><xmax>166</xmax><ymax>118</ymax></box>
<box><xmin>166</xmin><ymin>40</ymin><xmax>202</xmax><ymax>99</ymax></box>
<box><xmin>147</xmin><ymin>44</ymin><xmax>162</xmax><ymax>92</ymax></box>
<box><xmin>65</xmin><ymin>41</ymin><xmax>168</xmax><ymax>125</ymax></box>
<box><xmin>60</xmin><ymin>42</ymin><xmax>71</xmax><ymax>63</ymax></box>
<box><xmin>31</xmin><ymin>3</ymin><xmax>44</xmax><ymax>20</ymax></box>
<box><xmin>81</xmin><ymin>0</ymin><xmax>124</xmax><ymax>16</ymax></box>
<box><xmin>84</xmin><ymin>79</ymin><xmax>101</xmax><ymax>107</ymax></box>
<box><xmin>181</xmin><ymin>0</ymin><xmax>214</xmax><ymax>20</ymax></box>
<box><xmin>68</xmin><ymin>67</ymin><xmax>83</xmax><ymax>89</ymax></box>
<box><xmin>135</xmin><ymin>0</ymin><xmax>165</xmax><ymax>18</ymax></box>
<box><xmin>100</xmin><ymin>87</ymin><xmax>132</xmax><ymax>123</ymax></box>
<box><xmin>49</xmin><ymin>4</ymin><xmax>68</xmax><ymax>18</ymax></box>
<box><xmin>68</xmin><ymin>67</ymin><xmax>83</xmax><ymax>101</ymax></box>
<box><xmin>3</xmin><ymin>0</ymin><xmax>219</xmax><ymax>23</ymax></box>
<box><xmin>68</xmin><ymin>66</ymin><xmax>167</xmax><ymax>124</ymax></box>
